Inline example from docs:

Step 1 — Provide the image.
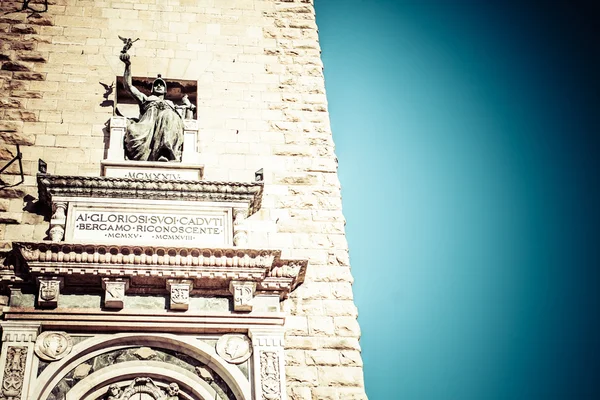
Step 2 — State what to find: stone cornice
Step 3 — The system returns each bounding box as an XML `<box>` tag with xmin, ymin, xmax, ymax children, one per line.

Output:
<box><xmin>1</xmin><ymin>308</ymin><xmax>285</xmax><ymax>333</ymax></box>
<box><xmin>37</xmin><ymin>174</ymin><xmax>264</xmax><ymax>216</ymax></box>
<box><xmin>12</xmin><ymin>242</ymin><xmax>307</xmax><ymax>299</ymax></box>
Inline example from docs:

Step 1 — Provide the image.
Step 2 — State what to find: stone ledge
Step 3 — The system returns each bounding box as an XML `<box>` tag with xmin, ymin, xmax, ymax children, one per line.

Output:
<box><xmin>11</xmin><ymin>241</ymin><xmax>307</xmax><ymax>299</ymax></box>
<box><xmin>1</xmin><ymin>308</ymin><xmax>286</xmax><ymax>333</ymax></box>
<box><xmin>37</xmin><ymin>173</ymin><xmax>264</xmax><ymax>216</ymax></box>
<box><xmin>101</xmin><ymin>159</ymin><xmax>205</xmax><ymax>181</ymax></box>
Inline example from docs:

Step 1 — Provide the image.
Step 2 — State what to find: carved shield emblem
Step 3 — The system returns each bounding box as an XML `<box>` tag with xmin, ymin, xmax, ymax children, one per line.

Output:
<box><xmin>40</xmin><ymin>281</ymin><xmax>59</xmax><ymax>301</ymax></box>
<box><xmin>171</xmin><ymin>287</ymin><xmax>189</xmax><ymax>304</ymax></box>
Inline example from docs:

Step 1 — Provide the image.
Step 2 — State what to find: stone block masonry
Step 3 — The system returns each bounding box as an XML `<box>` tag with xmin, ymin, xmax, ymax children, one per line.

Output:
<box><xmin>0</xmin><ymin>0</ymin><xmax>366</xmax><ymax>398</ymax></box>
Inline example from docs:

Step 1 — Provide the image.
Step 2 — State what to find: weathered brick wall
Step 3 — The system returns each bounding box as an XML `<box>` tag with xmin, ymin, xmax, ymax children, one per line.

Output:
<box><xmin>0</xmin><ymin>0</ymin><xmax>365</xmax><ymax>398</ymax></box>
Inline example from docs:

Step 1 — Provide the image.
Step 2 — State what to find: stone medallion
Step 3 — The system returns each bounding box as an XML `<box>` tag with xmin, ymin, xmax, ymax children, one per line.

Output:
<box><xmin>34</xmin><ymin>331</ymin><xmax>73</xmax><ymax>361</ymax></box>
<box><xmin>216</xmin><ymin>334</ymin><xmax>252</xmax><ymax>364</ymax></box>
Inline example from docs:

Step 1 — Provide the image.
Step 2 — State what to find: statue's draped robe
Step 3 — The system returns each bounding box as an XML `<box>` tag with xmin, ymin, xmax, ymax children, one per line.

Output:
<box><xmin>125</xmin><ymin>96</ymin><xmax>184</xmax><ymax>161</ymax></box>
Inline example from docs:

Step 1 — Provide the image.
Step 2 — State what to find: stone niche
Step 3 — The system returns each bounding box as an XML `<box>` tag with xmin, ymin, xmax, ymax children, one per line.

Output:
<box><xmin>103</xmin><ymin>75</ymin><xmax>201</xmax><ymax>176</ymax></box>
<box><xmin>115</xmin><ymin>76</ymin><xmax>198</xmax><ymax>119</ymax></box>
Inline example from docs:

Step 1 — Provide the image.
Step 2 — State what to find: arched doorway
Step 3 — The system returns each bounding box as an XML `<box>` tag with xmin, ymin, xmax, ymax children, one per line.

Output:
<box><xmin>68</xmin><ymin>362</ymin><xmax>216</xmax><ymax>400</ymax></box>
<box><xmin>30</xmin><ymin>333</ymin><xmax>251</xmax><ymax>400</ymax></box>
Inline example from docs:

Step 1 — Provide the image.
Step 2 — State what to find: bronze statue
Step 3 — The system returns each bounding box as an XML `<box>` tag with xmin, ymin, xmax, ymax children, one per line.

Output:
<box><xmin>119</xmin><ymin>40</ymin><xmax>185</xmax><ymax>162</ymax></box>
<box><xmin>118</xmin><ymin>35</ymin><xmax>139</xmax><ymax>54</ymax></box>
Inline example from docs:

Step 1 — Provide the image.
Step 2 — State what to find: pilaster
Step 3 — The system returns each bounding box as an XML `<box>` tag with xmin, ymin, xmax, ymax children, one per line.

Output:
<box><xmin>0</xmin><ymin>321</ymin><xmax>41</xmax><ymax>400</ymax></box>
<box><xmin>249</xmin><ymin>328</ymin><xmax>287</xmax><ymax>400</ymax></box>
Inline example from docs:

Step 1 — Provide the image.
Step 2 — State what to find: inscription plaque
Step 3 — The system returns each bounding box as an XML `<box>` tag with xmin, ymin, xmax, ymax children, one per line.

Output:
<box><xmin>66</xmin><ymin>203</ymin><xmax>232</xmax><ymax>246</ymax></box>
<box><xmin>101</xmin><ymin>161</ymin><xmax>204</xmax><ymax>181</ymax></box>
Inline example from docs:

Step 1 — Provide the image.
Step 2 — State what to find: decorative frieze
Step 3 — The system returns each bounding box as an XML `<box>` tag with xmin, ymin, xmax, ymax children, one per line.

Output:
<box><xmin>166</xmin><ymin>280</ymin><xmax>193</xmax><ymax>310</ymax></box>
<box><xmin>0</xmin><ymin>322</ymin><xmax>40</xmax><ymax>344</ymax></box>
<box><xmin>102</xmin><ymin>279</ymin><xmax>129</xmax><ymax>309</ymax></box>
<box><xmin>14</xmin><ymin>243</ymin><xmax>306</xmax><ymax>300</ymax></box>
<box><xmin>37</xmin><ymin>174</ymin><xmax>263</xmax><ymax>215</ymax></box>
<box><xmin>104</xmin><ymin>377</ymin><xmax>180</xmax><ymax>400</ymax></box>
<box><xmin>229</xmin><ymin>281</ymin><xmax>256</xmax><ymax>312</ymax></box>
<box><xmin>36</xmin><ymin>277</ymin><xmax>63</xmax><ymax>308</ymax></box>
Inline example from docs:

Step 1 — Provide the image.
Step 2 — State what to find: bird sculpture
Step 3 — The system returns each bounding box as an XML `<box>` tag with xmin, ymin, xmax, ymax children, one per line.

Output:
<box><xmin>118</xmin><ymin>35</ymin><xmax>139</xmax><ymax>53</ymax></box>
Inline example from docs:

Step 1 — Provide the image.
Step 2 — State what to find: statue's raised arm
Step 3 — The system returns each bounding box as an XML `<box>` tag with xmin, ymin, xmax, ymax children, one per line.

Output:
<box><xmin>116</xmin><ymin>37</ymin><xmax>184</xmax><ymax>162</ymax></box>
<box><xmin>119</xmin><ymin>52</ymin><xmax>146</xmax><ymax>104</ymax></box>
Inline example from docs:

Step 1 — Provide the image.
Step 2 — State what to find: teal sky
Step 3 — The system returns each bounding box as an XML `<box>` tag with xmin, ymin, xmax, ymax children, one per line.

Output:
<box><xmin>316</xmin><ymin>1</ymin><xmax>600</xmax><ymax>399</ymax></box>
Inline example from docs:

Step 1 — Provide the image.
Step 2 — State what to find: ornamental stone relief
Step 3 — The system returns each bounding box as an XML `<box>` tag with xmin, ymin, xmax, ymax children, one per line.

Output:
<box><xmin>34</xmin><ymin>331</ymin><xmax>73</xmax><ymax>361</ymax></box>
<box><xmin>45</xmin><ymin>346</ymin><xmax>236</xmax><ymax>400</ymax></box>
<box><xmin>229</xmin><ymin>281</ymin><xmax>256</xmax><ymax>312</ymax></box>
<box><xmin>216</xmin><ymin>335</ymin><xmax>252</xmax><ymax>364</ymax></box>
<box><xmin>37</xmin><ymin>278</ymin><xmax>63</xmax><ymax>308</ymax></box>
<box><xmin>105</xmin><ymin>377</ymin><xmax>179</xmax><ymax>400</ymax></box>
<box><xmin>1</xmin><ymin>346</ymin><xmax>27</xmax><ymax>400</ymax></box>
<box><xmin>167</xmin><ymin>280</ymin><xmax>192</xmax><ymax>311</ymax></box>
<box><xmin>102</xmin><ymin>279</ymin><xmax>128</xmax><ymax>309</ymax></box>
<box><xmin>260</xmin><ymin>351</ymin><xmax>280</xmax><ymax>400</ymax></box>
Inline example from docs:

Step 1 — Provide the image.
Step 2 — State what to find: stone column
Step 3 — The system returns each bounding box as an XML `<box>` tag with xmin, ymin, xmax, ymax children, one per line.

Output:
<box><xmin>0</xmin><ymin>321</ymin><xmax>41</xmax><ymax>400</ymax></box>
<box><xmin>49</xmin><ymin>201</ymin><xmax>67</xmax><ymax>242</ymax></box>
<box><xmin>233</xmin><ymin>208</ymin><xmax>248</xmax><ymax>247</ymax></box>
<box><xmin>182</xmin><ymin>119</ymin><xmax>198</xmax><ymax>163</ymax></box>
<box><xmin>107</xmin><ymin>116</ymin><xmax>126</xmax><ymax>160</ymax></box>
<box><xmin>248</xmin><ymin>328</ymin><xmax>287</xmax><ymax>400</ymax></box>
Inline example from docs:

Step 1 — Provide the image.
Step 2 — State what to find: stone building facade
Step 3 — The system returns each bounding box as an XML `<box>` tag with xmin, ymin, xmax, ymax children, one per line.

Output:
<box><xmin>0</xmin><ymin>0</ymin><xmax>366</xmax><ymax>399</ymax></box>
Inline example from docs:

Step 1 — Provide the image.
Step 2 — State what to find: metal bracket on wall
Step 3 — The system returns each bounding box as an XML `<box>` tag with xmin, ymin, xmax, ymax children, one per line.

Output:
<box><xmin>0</xmin><ymin>144</ymin><xmax>24</xmax><ymax>189</ymax></box>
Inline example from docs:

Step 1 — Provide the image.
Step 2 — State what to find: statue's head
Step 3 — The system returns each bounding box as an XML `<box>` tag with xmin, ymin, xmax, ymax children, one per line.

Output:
<box><xmin>108</xmin><ymin>384</ymin><xmax>121</xmax><ymax>396</ymax></box>
<box><xmin>168</xmin><ymin>383</ymin><xmax>179</xmax><ymax>395</ymax></box>
<box><xmin>151</xmin><ymin>74</ymin><xmax>167</xmax><ymax>95</ymax></box>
